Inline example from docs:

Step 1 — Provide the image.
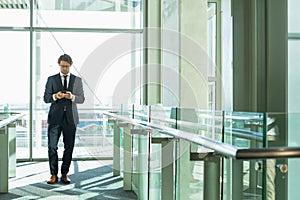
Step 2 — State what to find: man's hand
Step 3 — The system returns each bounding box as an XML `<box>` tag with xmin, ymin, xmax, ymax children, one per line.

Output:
<box><xmin>64</xmin><ymin>91</ymin><xmax>73</xmax><ymax>100</ymax></box>
<box><xmin>55</xmin><ymin>91</ymin><xmax>65</xmax><ymax>99</ymax></box>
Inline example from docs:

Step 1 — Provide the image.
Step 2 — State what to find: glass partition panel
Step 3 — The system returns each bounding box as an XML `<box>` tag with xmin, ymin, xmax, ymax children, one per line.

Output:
<box><xmin>111</xmin><ymin>106</ymin><xmax>300</xmax><ymax>200</ymax></box>
<box><xmin>266</xmin><ymin>112</ymin><xmax>289</xmax><ymax>200</ymax></box>
<box><xmin>34</xmin><ymin>0</ymin><xmax>142</xmax><ymax>29</ymax></box>
<box><xmin>132</xmin><ymin>104</ymin><xmax>149</xmax><ymax>122</ymax></box>
<box><xmin>223</xmin><ymin>111</ymin><xmax>266</xmax><ymax>200</ymax></box>
<box><xmin>150</xmin><ymin>105</ymin><xmax>174</xmax><ymax>128</ymax></box>
<box><xmin>225</xmin><ymin>156</ymin><xmax>300</xmax><ymax>200</ymax></box>
<box><xmin>120</xmin><ymin>104</ymin><xmax>135</xmax><ymax>117</ymax></box>
<box><xmin>265</xmin><ymin>112</ymin><xmax>283</xmax><ymax>148</ymax></box>
<box><xmin>75</xmin><ymin>109</ymin><xmax>114</xmax><ymax>158</ymax></box>
<box><xmin>224</xmin><ymin>111</ymin><xmax>266</xmax><ymax>148</ymax></box>
<box><xmin>145</xmin><ymin>106</ymin><xmax>175</xmax><ymax>199</ymax></box>
<box><xmin>149</xmin><ymin>131</ymin><xmax>174</xmax><ymax>200</ymax></box>
<box><xmin>196</xmin><ymin>109</ymin><xmax>223</xmax><ymax>140</ymax></box>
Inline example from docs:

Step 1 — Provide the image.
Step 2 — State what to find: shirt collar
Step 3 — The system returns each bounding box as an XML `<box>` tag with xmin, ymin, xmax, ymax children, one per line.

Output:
<box><xmin>60</xmin><ymin>72</ymin><xmax>70</xmax><ymax>77</ymax></box>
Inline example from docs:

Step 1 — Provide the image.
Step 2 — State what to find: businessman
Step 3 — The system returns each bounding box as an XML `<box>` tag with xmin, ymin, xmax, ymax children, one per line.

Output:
<box><xmin>43</xmin><ymin>54</ymin><xmax>85</xmax><ymax>184</ymax></box>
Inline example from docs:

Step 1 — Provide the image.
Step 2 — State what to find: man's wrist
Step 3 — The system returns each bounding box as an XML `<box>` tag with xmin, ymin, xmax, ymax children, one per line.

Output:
<box><xmin>52</xmin><ymin>94</ymin><xmax>57</xmax><ymax>101</ymax></box>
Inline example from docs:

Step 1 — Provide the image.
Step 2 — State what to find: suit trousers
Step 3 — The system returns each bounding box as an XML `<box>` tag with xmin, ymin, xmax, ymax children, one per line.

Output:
<box><xmin>48</xmin><ymin>113</ymin><xmax>76</xmax><ymax>175</ymax></box>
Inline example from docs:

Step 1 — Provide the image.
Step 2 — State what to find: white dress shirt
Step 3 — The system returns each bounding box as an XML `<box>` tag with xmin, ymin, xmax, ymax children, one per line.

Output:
<box><xmin>60</xmin><ymin>72</ymin><xmax>70</xmax><ymax>89</ymax></box>
<box><xmin>52</xmin><ymin>72</ymin><xmax>75</xmax><ymax>101</ymax></box>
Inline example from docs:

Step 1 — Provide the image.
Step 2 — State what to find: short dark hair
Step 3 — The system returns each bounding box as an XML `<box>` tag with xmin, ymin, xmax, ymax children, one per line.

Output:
<box><xmin>57</xmin><ymin>54</ymin><xmax>73</xmax><ymax>65</ymax></box>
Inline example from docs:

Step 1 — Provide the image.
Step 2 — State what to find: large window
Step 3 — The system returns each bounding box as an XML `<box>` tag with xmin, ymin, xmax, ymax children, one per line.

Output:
<box><xmin>31</xmin><ymin>32</ymin><xmax>141</xmax><ymax>158</ymax></box>
<box><xmin>207</xmin><ymin>2</ymin><xmax>217</xmax><ymax>110</ymax></box>
<box><xmin>0</xmin><ymin>0</ymin><xmax>142</xmax><ymax>160</ymax></box>
<box><xmin>161</xmin><ymin>0</ymin><xmax>180</xmax><ymax>106</ymax></box>
<box><xmin>0</xmin><ymin>32</ymin><xmax>30</xmax><ymax>158</ymax></box>
<box><xmin>33</xmin><ymin>0</ymin><xmax>141</xmax><ymax>29</ymax></box>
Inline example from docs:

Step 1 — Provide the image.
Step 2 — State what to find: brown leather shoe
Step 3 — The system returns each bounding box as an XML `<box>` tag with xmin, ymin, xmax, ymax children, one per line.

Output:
<box><xmin>47</xmin><ymin>175</ymin><xmax>58</xmax><ymax>184</ymax></box>
<box><xmin>61</xmin><ymin>174</ymin><xmax>71</xmax><ymax>184</ymax></box>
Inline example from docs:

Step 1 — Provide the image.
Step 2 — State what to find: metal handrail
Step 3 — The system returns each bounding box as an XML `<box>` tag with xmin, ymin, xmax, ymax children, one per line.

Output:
<box><xmin>104</xmin><ymin>111</ymin><xmax>237</xmax><ymax>157</ymax></box>
<box><xmin>0</xmin><ymin>113</ymin><xmax>25</xmax><ymax>129</ymax></box>
<box><xmin>128</xmin><ymin>109</ymin><xmax>265</xmax><ymax>141</ymax></box>
<box><xmin>236</xmin><ymin>147</ymin><xmax>300</xmax><ymax>159</ymax></box>
<box><xmin>103</xmin><ymin>111</ymin><xmax>300</xmax><ymax>160</ymax></box>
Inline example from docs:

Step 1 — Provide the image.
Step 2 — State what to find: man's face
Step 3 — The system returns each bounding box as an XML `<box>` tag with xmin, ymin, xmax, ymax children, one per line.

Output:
<box><xmin>59</xmin><ymin>60</ymin><xmax>71</xmax><ymax>74</ymax></box>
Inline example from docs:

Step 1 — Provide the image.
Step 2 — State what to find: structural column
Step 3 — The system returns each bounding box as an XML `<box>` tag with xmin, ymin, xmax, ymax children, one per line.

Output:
<box><xmin>232</xmin><ymin>0</ymin><xmax>288</xmax><ymax>199</ymax></box>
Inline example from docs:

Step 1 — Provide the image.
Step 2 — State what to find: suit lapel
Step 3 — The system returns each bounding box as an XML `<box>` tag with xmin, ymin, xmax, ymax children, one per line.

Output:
<box><xmin>69</xmin><ymin>74</ymin><xmax>75</xmax><ymax>92</ymax></box>
<box><xmin>54</xmin><ymin>73</ymin><xmax>75</xmax><ymax>91</ymax></box>
<box><xmin>54</xmin><ymin>73</ymin><xmax>64</xmax><ymax>88</ymax></box>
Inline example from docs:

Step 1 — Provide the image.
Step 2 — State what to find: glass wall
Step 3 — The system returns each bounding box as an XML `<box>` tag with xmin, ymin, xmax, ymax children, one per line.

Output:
<box><xmin>33</xmin><ymin>0</ymin><xmax>141</xmax><ymax>29</ymax></box>
<box><xmin>0</xmin><ymin>0</ymin><xmax>142</xmax><ymax>160</ymax></box>
<box><xmin>161</xmin><ymin>0</ymin><xmax>224</xmax><ymax>110</ymax></box>
<box><xmin>0</xmin><ymin>31</ymin><xmax>30</xmax><ymax>158</ymax></box>
<box><xmin>32</xmin><ymin>31</ymin><xmax>141</xmax><ymax>158</ymax></box>
<box><xmin>0</xmin><ymin>0</ymin><xmax>230</xmax><ymax>160</ymax></box>
<box><xmin>207</xmin><ymin>2</ymin><xmax>217</xmax><ymax>110</ymax></box>
<box><xmin>161</xmin><ymin>0</ymin><xmax>180</xmax><ymax>107</ymax></box>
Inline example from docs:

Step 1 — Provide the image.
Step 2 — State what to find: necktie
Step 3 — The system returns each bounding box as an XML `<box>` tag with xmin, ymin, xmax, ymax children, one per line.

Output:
<box><xmin>63</xmin><ymin>75</ymin><xmax>67</xmax><ymax>90</ymax></box>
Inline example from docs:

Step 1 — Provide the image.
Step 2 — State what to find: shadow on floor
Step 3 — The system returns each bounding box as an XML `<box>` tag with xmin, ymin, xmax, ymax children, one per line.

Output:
<box><xmin>0</xmin><ymin>163</ymin><xmax>137</xmax><ymax>200</ymax></box>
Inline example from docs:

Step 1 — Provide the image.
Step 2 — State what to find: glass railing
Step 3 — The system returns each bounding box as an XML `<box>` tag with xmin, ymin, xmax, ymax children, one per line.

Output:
<box><xmin>8</xmin><ymin>107</ymin><xmax>115</xmax><ymax>159</ymax></box>
<box><xmin>103</xmin><ymin>105</ymin><xmax>300</xmax><ymax>200</ymax></box>
<box><xmin>5</xmin><ymin>104</ymin><xmax>300</xmax><ymax>199</ymax></box>
<box><xmin>0</xmin><ymin>112</ymin><xmax>25</xmax><ymax>193</ymax></box>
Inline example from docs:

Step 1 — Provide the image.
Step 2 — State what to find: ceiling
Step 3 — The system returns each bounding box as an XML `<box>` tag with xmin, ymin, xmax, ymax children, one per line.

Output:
<box><xmin>0</xmin><ymin>0</ymin><xmax>140</xmax><ymax>11</ymax></box>
<box><xmin>0</xmin><ymin>0</ymin><xmax>29</xmax><ymax>9</ymax></box>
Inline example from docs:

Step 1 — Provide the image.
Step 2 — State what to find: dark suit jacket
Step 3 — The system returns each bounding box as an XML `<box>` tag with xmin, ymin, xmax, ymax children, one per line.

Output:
<box><xmin>43</xmin><ymin>73</ymin><xmax>85</xmax><ymax>125</ymax></box>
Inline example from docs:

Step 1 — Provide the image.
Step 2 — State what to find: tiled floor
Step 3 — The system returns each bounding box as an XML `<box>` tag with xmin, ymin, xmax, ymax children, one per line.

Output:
<box><xmin>0</xmin><ymin>160</ymin><xmax>137</xmax><ymax>200</ymax></box>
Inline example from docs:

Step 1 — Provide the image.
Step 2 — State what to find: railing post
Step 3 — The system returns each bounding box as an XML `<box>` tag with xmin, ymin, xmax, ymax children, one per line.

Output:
<box><xmin>161</xmin><ymin>139</ymin><xmax>176</xmax><ymax>200</ymax></box>
<box><xmin>111</xmin><ymin>119</ymin><xmax>120</xmax><ymax>177</ymax></box>
<box><xmin>123</xmin><ymin>124</ymin><xmax>133</xmax><ymax>190</ymax></box>
<box><xmin>8</xmin><ymin>123</ymin><xmax>16</xmax><ymax>178</ymax></box>
<box><xmin>177</xmin><ymin>140</ymin><xmax>191</xmax><ymax>199</ymax></box>
<box><xmin>0</xmin><ymin>126</ymin><xmax>8</xmax><ymax>193</ymax></box>
<box><xmin>203</xmin><ymin>155</ymin><xmax>221</xmax><ymax>200</ymax></box>
<box><xmin>249</xmin><ymin>140</ymin><xmax>258</xmax><ymax>191</ymax></box>
<box><xmin>232</xmin><ymin>159</ymin><xmax>243</xmax><ymax>200</ymax></box>
<box><xmin>131</xmin><ymin>129</ymin><xmax>149</xmax><ymax>199</ymax></box>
